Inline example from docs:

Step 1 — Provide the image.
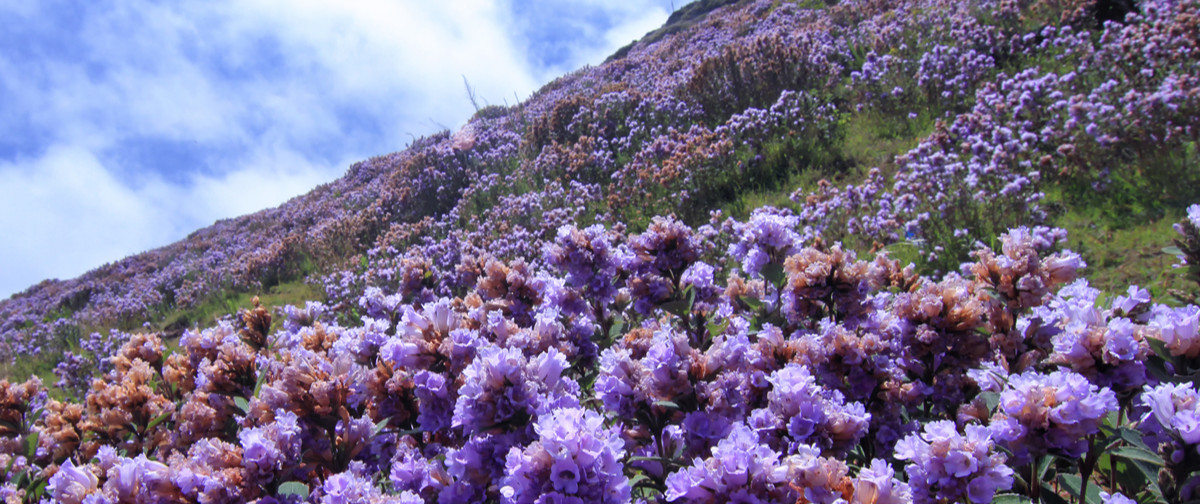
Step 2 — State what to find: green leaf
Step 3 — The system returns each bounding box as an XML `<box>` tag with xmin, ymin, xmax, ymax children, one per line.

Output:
<box><xmin>28</xmin><ymin>406</ymin><xmax>46</xmax><ymax>426</ymax></box>
<box><xmin>253</xmin><ymin>369</ymin><xmax>269</xmax><ymax>398</ymax></box>
<box><xmin>372</xmin><ymin>418</ymin><xmax>390</xmax><ymax>437</ymax></box>
<box><xmin>1128</xmin><ymin>459</ymin><xmax>1166</xmax><ymax>501</ymax></box>
<box><xmin>1145</xmin><ymin>336</ymin><xmax>1172</xmax><ymax>361</ymax></box>
<box><xmin>234</xmin><ymin>396</ymin><xmax>250</xmax><ymax>414</ymax></box>
<box><xmin>1038</xmin><ymin>480</ymin><xmax>1071</xmax><ymax>504</ymax></box>
<box><xmin>979</xmin><ymin>391</ymin><xmax>1000</xmax><ymax>414</ymax></box>
<box><xmin>23</xmin><ymin>431</ymin><xmax>38</xmax><ymax>460</ymax></box>
<box><xmin>1037</xmin><ymin>454</ymin><xmax>1055</xmax><ymax>480</ymax></box>
<box><xmin>1163</xmin><ymin>245</ymin><xmax>1184</xmax><ymax>256</ymax></box>
<box><xmin>661</xmin><ymin>286</ymin><xmax>694</xmax><ymax>317</ymax></box>
<box><xmin>762</xmin><ymin>263</ymin><xmax>786</xmax><ymax>286</ymax></box>
<box><xmin>739</xmin><ymin>295</ymin><xmax>764</xmax><ymax>311</ymax></box>
<box><xmin>1115</xmin><ymin>426</ymin><xmax>1149</xmax><ymax>449</ymax></box>
<box><xmin>1112</xmin><ymin>445</ymin><xmax>1165</xmax><ymax>467</ymax></box>
<box><xmin>145</xmin><ymin>410</ymin><xmax>173</xmax><ymax>432</ymax></box>
<box><xmin>628</xmin><ymin>455</ymin><xmax>672</xmax><ymax>464</ymax></box>
<box><xmin>277</xmin><ymin>481</ymin><xmax>310</xmax><ymax>500</ymax></box>
<box><xmin>29</xmin><ymin>478</ymin><xmax>46</xmax><ymax>500</ymax></box>
<box><xmin>991</xmin><ymin>494</ymin><xmax>1033</xmax><ymax>504</ymax></box>
<box><xmin>1057</xmin><ymin>473</ymin><xmax>1101</xmax><ymax>504</ymax></box>
<box><xmin>1145</xmin><ymin>357</ymin><xmax>1174</xmax><ymax>384</ymax></box>
<box><xmin>653</xmin><ymin>400</ymin><xmax>681</xmax><ymax>410</ymax></box>
<box><xmin>10</xmin><ymin>469</ymin><xmax>27</xmax><ymax>488</ymax></box>
<box><xmin>360</xmin><ymin>256</ymin><xmax>369</xmax><ymax>270</ymax></box>
<box><xmin>608</xmin><ymin>317</ymin><xmax>626</xmax><ymax>341</ymax></box>
<box><xmin>661</xmin><ymin>299</ymin><xmax>691</xmax><ymax>318</ymax></box>
<box><xmin>628</xmin><ymin>455</ymin><xmax>684</xmax><ymax>468</ymax></box>
<box><xmin>628</xmin><ymin>473</ymin><xmax>651</xmax><ymax>488</ymax></box>
<box><xmin>706</xmin><ymin>319</ymin><xmax>730</xmax><ymax>337</ymax></box>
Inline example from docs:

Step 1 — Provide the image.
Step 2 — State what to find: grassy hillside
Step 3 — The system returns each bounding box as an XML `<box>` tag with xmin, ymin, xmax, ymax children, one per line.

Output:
<box><xmin>1</xmin><ymin>0</ymin><xmax>1200</xmax><ymax>502</ymax></box>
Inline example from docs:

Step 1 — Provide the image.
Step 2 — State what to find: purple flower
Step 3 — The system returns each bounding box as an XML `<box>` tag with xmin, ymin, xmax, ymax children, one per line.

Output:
<box><xmin>1101</xmin><ymin>491</ymin><xmax>1138</xmax><ymax>504</ymax></box>
<box><xmin>680</xmin><ymin>261</ymin><xmax>721</xmax><ymax>306</ymax></box>
<box><xmin>102</xmin><ymin>454</ymin><xmax>173</xmax><ymax>503</ymax></box>
<box><xmin>239</xmin><ymin>410</ymin><xmax>302</xmax><ymax>485</ymax></box>
<box><xmin>452</xmin><ymin>345</ymin><xmax>579</xmax><ymax>435</ymax></box>
<box><xmin>623</xmin><ymin>216</ymin><xmax>705</xmax><ymax>315</ymax></box>
<box><xmin>321</xmin><ymin>471</ymin><xmax>379</xmax><ymax>504</ymax></box>
<box><xmin>47</xmin><ymin>458</ymin><xmax>99</xmax><ymax>504</ymax></box>
<box><xmin>894</xmin><ymin>420</ymin><xmax>1013</xmax><ymax>504</ymax></box>
<box><xmin>853</xmin><ymin>459</ymin><xmax>912</xmax><ymax>504</ymax></box>
<box><xmin>989</xmin><ymin>369</ymin><xmax>1117</xmax><ymax>463</ymax></box>
<box><xmin>727</xmin><ymin>207</ymin><xmax>803</xmax><ymax>277</ymax></box>
<box><xmin>1140</xmin><ymin>382</ymin><xmax>1200</xmax><ymax>447</ymax></box>
<box><xmin>501</xmin><ymin>407</ymin><xmax>629</xmax><ymax>503</ymax></box>
<box><xmin>544</xmin><ymin>224</ymin><xmax>621</xmax><ymax>305</ymax></box>
<box><xmin>414</xmin><ymin>370</ymin><xmax>454</xmax><ymax>432</ymax></box>
<box><xmin>1146</xmin><ymin>304</ymin><xmax>1200</xmax><ymax>359</ymax></box>
<box><xmin>1048</xmin><ymin>312</ymin><xmax>1148</xmax><ymax>393</ymax></box>
<box><xmin>664</xmin><ymin>423</ymin><xmax>799</xmax><ymax>503</ymax></box>
<box><xmin>765</xmin><ymin>363</ymin><xmax>870</xmax><ymax>456</ymax></box>
<box><xmin>1110</xmin><ymin>285</ymin><xmax>1151</xmax><ymax>317</ymax></box>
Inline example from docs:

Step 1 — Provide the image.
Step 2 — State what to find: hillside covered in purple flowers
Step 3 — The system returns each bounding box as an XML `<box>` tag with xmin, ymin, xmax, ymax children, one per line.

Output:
<box><xmin>3</xmin><ymin>0</ymin><xmax>1200</xmax><ymax>502</ymax></box>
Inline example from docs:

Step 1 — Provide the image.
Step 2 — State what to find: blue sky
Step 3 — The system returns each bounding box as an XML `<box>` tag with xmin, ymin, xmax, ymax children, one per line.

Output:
<box><xmin>0</xmin><ymin>0</ymin><xmax>690</xmax><ymax>299</ymax></box>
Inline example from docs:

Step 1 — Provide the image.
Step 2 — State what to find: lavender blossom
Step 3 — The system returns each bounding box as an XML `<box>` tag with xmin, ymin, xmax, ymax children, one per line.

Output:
<box><xmin>990</xmin><ymin>369</ymin><xmax>1117</xmax><ymax>464</ymax></box>
<box><xmin>501</xmin><ymin>407</ymin><xmax>629</xmax><ymax>503</ymax></box>
<box><xmin>1139</xmin><ymin>382</ymin><xmax>1200</xmax><ymax>450</ymax></box>
<box><xmin>452</xmin><ymin>345</ymin><xmax>579</xmax><ymax>435</ymax></box>
<box><xmin>894</xmin><ymin>420</ymin><xmax>1013</xmax><ymax>504</ymax></box>
<box><xmin>664</xmin><ymin>423</ymin><xmax>800</xmax><ymax>503</ymax></box>
<box><xmin>47</xmin><ymin>458</ymin><xmax>99</xmax><ymax>504</ymax></box>
<box><xmin>726</xmin><ymin>207</ymin><xmax>803</xmax><ymax>277</ymax></box>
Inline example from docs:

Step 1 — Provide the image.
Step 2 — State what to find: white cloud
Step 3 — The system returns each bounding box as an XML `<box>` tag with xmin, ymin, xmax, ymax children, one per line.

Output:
<box><xmin>0</xmin><ymin>1</ymin><xmax>683</xmax><ymax>299</ymax></box>
<box><xmin>0</xmin><ymin>146</ymin><xmax>171</xmax><ymax>292</ymax></box>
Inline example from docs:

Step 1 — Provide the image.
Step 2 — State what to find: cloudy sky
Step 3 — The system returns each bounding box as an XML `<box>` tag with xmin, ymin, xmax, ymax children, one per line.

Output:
<box><xmin>0</xmin><ymin>0</ymin><xmax>690</xmax><ymax>299</ymax></box>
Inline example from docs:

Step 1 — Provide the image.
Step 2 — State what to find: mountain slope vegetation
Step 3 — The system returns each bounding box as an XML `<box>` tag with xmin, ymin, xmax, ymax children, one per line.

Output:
<box><xmin>2</xmin><ymin>0</ymin><xmax>1200</xmax><ymax>502</ymax></box>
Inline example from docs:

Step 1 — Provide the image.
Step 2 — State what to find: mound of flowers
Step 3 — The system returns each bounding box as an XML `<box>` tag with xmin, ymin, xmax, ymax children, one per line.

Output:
<box><xmin>0</xmin><ymin>218</ymin><xmax>1196</xmax><ymax>503</ymax></box>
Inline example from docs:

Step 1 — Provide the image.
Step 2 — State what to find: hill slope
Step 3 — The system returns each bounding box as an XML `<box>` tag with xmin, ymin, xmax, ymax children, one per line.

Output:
<box><xmin>1</xmin><ymin>0</ymin><xmax>1200</xmax><ymax>502</ymax></box>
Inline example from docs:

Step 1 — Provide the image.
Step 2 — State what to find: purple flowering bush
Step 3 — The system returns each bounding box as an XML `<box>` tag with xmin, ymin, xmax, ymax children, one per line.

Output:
<box><xmin>989</xmin><ymin>369</ymin><xmax>1118</xmax><ymax>464</ymax></box>
<box><xmin>894</xmin><ymin>420</ymin><xmax>1013</xmax><ymax>504</ymax></box>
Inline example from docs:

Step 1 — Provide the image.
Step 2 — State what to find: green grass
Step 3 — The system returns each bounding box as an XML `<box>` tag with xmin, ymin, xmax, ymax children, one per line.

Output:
<box><xmin>0</xmin><ymin>279</ymin><xmax>324</xmax><ymax>393</ymax></box>
<box><xmin>717</xmin><ymin>109</ymin><xmax>929</xmax><ymax>235</ymax></box>
<box><xmin>156</xmin><ymin>279</ymin><xmax>325</xmax><ymax>338</ymax></box>
<box><xmin>1055</xmin><ymin>207</ymin><xmax>1192</xmax><ymax>302</ymax></box>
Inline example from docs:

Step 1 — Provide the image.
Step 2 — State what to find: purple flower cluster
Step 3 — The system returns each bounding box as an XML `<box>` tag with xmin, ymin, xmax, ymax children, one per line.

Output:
<box><xmin>759</xmin><ymin>363</ymin><xmax>870</xmax><ymax>456</ymax></box>
<box><xmin>1140</xmin><ymin>382</ymin><xmax>1200</xmax><ymax>448</ymax></box>
<box><xmin>1010</xmin><ymin>279</ymin><xmax>1153</xmax><ymax>395</ymax></box>
<box><xmin>990</xmin><ymin>369</ymin><xmax>1118</xmax><ymax>464</ymax></box>
<box><xmin>1139</xmin><ymin>382</ymin><xmax>1200</xmax><ymax>500</ymax></box>
<box><xmin>725</xmin><ymin>207</ymin><xmax>804</xmax><ymax>277</ymax></box>
<box><xmin>501</xmin><ymin>407</ymin><xmax>629</xmax><ymax>503</ymax></box>
<box><xmin>664</xmin><ymin>423</ymin><xmax>802</xmax><ymax>503</ymax></box>
<box><xmin>894</xmin><ymin>420</ymin><xmax>1014</xmax><ymax>504</ymax></box>
<box><xmin>452</xmin><ymin>345</ymin><xmax>579</xmax><ymax>435</ymax></box>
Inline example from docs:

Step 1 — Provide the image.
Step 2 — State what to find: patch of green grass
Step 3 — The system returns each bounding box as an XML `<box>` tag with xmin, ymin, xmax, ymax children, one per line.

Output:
<box><xmin>718</xmin><ymin>109</ymin><xmax>928</xmax><ymax>227</ymax></box>
<box><xmin>1</xmin><ymin>279</ymin><xmax>324</xmax><ymax>395</ymax></box>
<box><xmin>156</xmin><ymin>280</ymin><xmax>325</xmax><ymax>338</ymax></box>
<box><xmin>840</xmin><ymin>110</ymin><xmax>929</xmax><ymax>169</ymax></box>
<box><xmin>1055</xmin><ymin>207</ymin><xmax>1189</xmax><ymax>301</ymax></box>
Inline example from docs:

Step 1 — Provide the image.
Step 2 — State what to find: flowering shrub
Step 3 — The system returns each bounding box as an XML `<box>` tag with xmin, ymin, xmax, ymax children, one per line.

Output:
<box><xmin>894</xmin><ymin>420</ymin><xmax>1013</xmax><ymax>504</ymax></box>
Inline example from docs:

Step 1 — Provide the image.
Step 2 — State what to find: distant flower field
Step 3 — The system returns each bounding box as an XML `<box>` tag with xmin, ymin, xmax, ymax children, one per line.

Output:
<box><xmin>2</xmin><ymin>0</ymin><xmax>1200</xmax><ymax>502</ymax></box>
